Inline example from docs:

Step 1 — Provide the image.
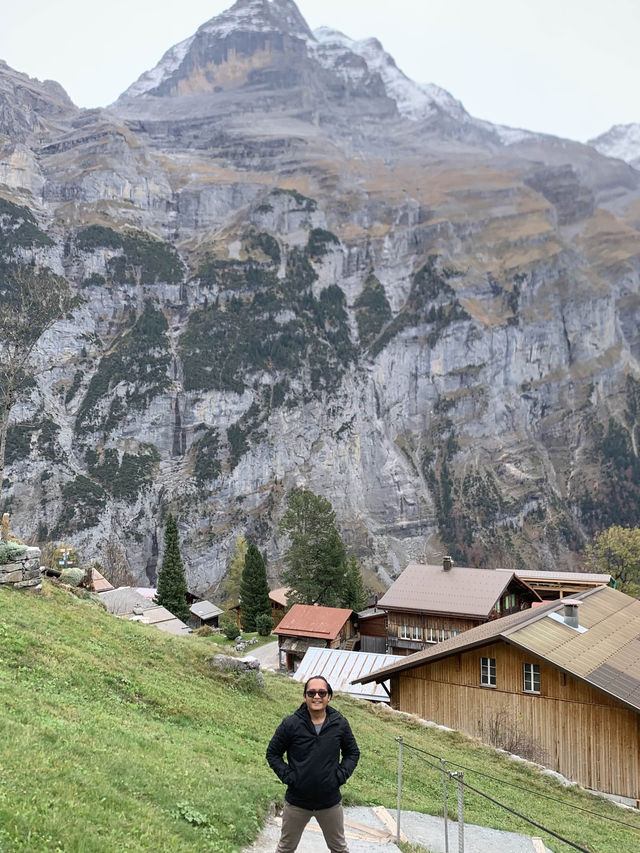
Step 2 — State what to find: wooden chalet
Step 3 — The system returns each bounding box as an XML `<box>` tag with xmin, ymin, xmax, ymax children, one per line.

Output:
<box><xmin>356</xmin><ymin>586</ymin><xmax>640</xmax><ymax>803</ymax></box>
<box><xmin>514</xmin><ymin>569</ymin><xmax>611</xmax><ymax>600</ymax></box>
<box><xmin>269</xmin><ymin>587</ymin><xmax>290</xmax><ymax>626</ymax></box>
<box><xmin>357</xmin><ymin>606</ymin><xmax>387</xmax><ymax>653</ymax></box>
<box><xmin>378</xmin><ymin>557</ymin><xmax>540</xmax><ymax>655</ymax></box>
<box><xmin>273</xmin><ymin>604</ymin><xmax>356</xmax><ymax>672</ymax></box>
<box><xmin>189</xmin><ymin>600</ymin><xmax>223</xmax><ymax>629</ymax></box>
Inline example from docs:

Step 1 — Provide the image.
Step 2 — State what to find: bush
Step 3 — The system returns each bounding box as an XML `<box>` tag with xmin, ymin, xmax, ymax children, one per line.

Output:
<box><xmin>255</xmin><ymin>613</ymin><xmax>274</xmax><ymax>636</ymax></box>
<box><xmin>219</xmin><ymin>611</ymin><xmax>240</xmax><ymax>641</ymax></box>
<box><xmin>193</xmin><ymin>625</ymin><xmax>215</xmax><ymax>638</ymax></box>
<box><xmin>59</xmin><ymin>567</ymin><xmax>85</xmax><ymax>587</ymax></box>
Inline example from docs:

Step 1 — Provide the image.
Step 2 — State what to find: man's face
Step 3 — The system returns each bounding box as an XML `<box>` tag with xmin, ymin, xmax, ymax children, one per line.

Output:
<box><xmin>304</xmin><ymin>678</ymin><xmax>330</xmax><ymax>714</ymax></box>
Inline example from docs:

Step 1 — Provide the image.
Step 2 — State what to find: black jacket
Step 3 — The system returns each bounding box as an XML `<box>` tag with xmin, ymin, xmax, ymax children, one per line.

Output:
<box><xmin>266</xmin><ymin>703</ymin><xmax>360</xmax><ymax>810</ymax></box>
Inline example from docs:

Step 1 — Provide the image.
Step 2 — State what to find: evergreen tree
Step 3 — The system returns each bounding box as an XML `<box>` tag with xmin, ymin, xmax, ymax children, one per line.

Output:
<box><xmin>279</xmin><ymin>489</ymin><xmax>347</xmax><ymax>607</ymax></box>
<box><xmin>155</xmin><ymin>514</ymin><xmax>190</xmax><ymax>622</ymax></box>
<box><xmin>240</xmin><ymin>544</ymin><xmax>271</xmax><ymax>632</ymax></box>
<box><xmin>341</xmin><ymin>554</ymin><xmax>367</xmax><ymax>611</ymax></box>
<box><xmin>223</xmin><ymin>535</ymin><xmax>248</xmax><ymax>605</ymax></box>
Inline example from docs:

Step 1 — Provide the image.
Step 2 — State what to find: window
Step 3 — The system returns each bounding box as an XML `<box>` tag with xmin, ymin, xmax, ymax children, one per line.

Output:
<box><xmin>426</xmin><ymin>628</ymin><xmax>437</xmax><ymax>643</ymax></box>
<box><xmin>523</xmin><ymin>663</ymin><xmax>540</xmax><ymax>693</ymax></box>
<box><xmin>411</xmin><ymin>626</ymin><xmax>422</xmax><ymax>641</ymax></box>
<box><xmin>399</xmin><ymin>624</ymin><xmax>411</xmax><ymax>639</ymax></box>
<box><xmin>504</xmin><ymin>593</ymin><xmax>516</xmax><ymax>611</ymax></box>
<box><xmin>480</xmin><ymin>656</ymin><xmax>496</xmax><ymax>687</ymax></box>
<box><xmin>450</xmin><ymin>630</ymin><xmax>458</xmax><ymax>637</ymax></box>
<box><xmin>438</xmin><ymin>629</ymin><xmax>448</xmax><ymax>642</ymax></box>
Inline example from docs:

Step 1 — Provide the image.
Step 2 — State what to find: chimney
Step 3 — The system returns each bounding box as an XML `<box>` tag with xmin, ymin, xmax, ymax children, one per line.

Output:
<box><xmin>443</xmin><ymin>555</ymin><xmax>453</xmax><ymax>572</ymax></box>
<box><xmin>562</xmin><ymin>599</ymin><xmax>581</xmax><ymax>629</ymax></box>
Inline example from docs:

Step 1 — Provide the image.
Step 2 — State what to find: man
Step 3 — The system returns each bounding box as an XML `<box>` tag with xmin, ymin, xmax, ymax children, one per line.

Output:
<box><xmin>266</xmin><ymin>675</ymin><xmax>360</xmax><ymax>853</ymax></box>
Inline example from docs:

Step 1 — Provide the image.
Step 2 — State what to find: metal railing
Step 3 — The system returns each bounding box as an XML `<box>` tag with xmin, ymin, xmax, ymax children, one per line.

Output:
<box><xmin>395</xmin><ymin>737</ymin><xmax>465</xmax><ymax>852</ymax></box>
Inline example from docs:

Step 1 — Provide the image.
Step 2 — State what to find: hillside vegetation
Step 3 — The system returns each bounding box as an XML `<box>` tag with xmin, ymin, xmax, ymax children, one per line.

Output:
<box><xmin>1</xmin><ymin>584</ymin><xmax>639</xmax><ymax>852</ymax></box>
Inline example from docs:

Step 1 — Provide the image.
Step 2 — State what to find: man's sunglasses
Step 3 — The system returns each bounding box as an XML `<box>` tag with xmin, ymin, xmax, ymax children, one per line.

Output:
<box><xmin>305</xmin><ymin>689</ymin><xmax>328</xmax><ymax>697</ymax></box>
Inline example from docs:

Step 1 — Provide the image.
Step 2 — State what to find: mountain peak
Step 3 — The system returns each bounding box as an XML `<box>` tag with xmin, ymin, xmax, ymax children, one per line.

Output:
<box><xmin>198</xmin><ymin>0</ymin><xmax>312</xmax><ymax>40</ymax></box>
<box><xmin>589</xmin><ymin>122</ymin><xmax>640</xmax><ymax>169</ymax></box>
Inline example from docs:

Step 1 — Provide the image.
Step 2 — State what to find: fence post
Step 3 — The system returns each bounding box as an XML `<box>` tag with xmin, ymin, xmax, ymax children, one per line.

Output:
<box><xmin>455</xmin><ymin>771</ymin><xmax>464</xmax><ymax>853</ymax></box>
<box><xmin>441</xmin><ymin>758</ymin><xmax>449</xmax><ymax>853</ymax></box>
<box><xmin>395</xmin><ymin>737</ymin><xmax>403</xmax><ymax>842</ymax></box>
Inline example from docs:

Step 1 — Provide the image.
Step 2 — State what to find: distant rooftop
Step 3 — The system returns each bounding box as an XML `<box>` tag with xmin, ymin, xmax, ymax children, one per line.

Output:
<box><xmin>378</xmin><ymin>563</ymin><xmax>538</xmax><ymax>618</ymax></box>
<box><xmin>274</xmin><ymin>604</ymin><xmax>353</xmax><ymax>640</ymax></box>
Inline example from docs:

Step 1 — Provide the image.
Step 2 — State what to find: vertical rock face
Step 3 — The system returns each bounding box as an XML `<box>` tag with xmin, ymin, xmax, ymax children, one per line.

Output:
<box><xmin>1</xmin><ymin>0</ymin><xmax>640</xmax><ymax>593</ymax></box>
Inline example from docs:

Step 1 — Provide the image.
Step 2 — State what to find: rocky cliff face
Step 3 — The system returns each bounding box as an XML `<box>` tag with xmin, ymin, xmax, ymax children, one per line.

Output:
<box><xmin>2</xmin><ymin>0</ymin><xmax>640</xmax><ymax>592</ymax></box>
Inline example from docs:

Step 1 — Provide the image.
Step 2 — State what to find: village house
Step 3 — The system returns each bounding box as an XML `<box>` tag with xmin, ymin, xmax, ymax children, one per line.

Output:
<box><xmin>513</xmin><ymin>569</ymin><xmax>612</xmax><ymax>600</ymax></box>
<box><xmin>273</xmin><ymin>604</ymin><xmax>356</xmax><ymax>672</ymax></box>
<box><xmin>377</xmin><ymin>556</ymin><xmax>541</xmax><ymax>655</ymax></box>
<box><xmin>356</xmin><ymin>586</ymin><xmax>640</xmax><ymax>803</ymax></box>
<box><xmin>189</xmin><ymin>599</ymin><xmax>223</xmax><ymax>630</ymax></box>
<box><xmin>357</xmin><ymin>605</ymin><xmax>387</xmax><ymax>653</ymax></box>
<box><xmin>269</xmin><ymin>586</ymin><xmax>289</xmax><ymax>626</ymax></box>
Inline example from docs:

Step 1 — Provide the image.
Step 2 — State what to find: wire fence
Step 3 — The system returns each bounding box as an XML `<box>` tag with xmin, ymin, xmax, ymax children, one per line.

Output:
<box><xmin>394</xmin><ymin>737</ymin><xmax>622</xmax><ymax>853</ymax></box>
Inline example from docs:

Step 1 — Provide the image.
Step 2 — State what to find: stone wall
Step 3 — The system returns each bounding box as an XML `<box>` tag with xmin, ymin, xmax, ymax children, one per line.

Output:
<box><xmin>0</xmin><ymin>545</ymin><xmax>42</xmax><ymax>588</ymax></box>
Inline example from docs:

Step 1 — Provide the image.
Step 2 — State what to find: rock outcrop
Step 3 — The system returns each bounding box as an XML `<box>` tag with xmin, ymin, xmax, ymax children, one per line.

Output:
<box><xmin>1</xmin><ymin>0</ymin><xmax>640</xmax><ymax>592</ymax></box>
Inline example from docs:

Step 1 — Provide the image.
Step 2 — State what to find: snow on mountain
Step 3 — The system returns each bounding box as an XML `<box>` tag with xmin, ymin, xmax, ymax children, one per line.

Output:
<box><xmin>310</xmin><ymin>26</ymin><xmax>469</xmax><ymax>124</ymax></box>
<box><xmin>589</xmin><ymin>123</ymin><xmax>640</xmax><ymax>168</ymax></box>
<box><xmin>198</xmin><ymin>0</ymin><xmax>311</xmax><ymax>40</ymax></box>
<box><xmin>120</xmin><ymin>36</ymin><xmax>195</xmax><ymax>100</ymax></box>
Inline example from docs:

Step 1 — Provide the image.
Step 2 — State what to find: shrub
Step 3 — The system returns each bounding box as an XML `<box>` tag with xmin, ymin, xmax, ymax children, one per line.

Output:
<box><xmin>255</xmin><ymin>613</ymin><xmax>274</xmax><ymax>636</ymax></box>
<box><xmin>219</xmin><ymin>611</ymin><xmax>240</xmax><ymax>641</ymax></box>
<box><xmin>193</xmin><ymin>625</ymin><xmax>215</xmax><ymax>638</ymax></box>
<box><xmin>59</xmin><ymin>567</ymin><xmax>85</xmax><ymax>587</ymax></box>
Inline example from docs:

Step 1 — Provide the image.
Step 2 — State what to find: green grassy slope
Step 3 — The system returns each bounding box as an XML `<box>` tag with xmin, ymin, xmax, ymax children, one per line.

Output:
<box><xmin>0</xmin><ymin>583</ymin><xmax>639</xmax><ymax>852</ymax></box>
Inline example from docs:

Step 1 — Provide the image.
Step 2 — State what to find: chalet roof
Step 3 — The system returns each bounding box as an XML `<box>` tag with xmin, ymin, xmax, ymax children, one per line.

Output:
<box><xmin>190</xmin><ymin>600</ymin><xmax>223</xmax><ymax>620</ymax></box>
<box><xmin>99</xmin><ymin>587</ymin><xmax>154</xmax><ymax>616</ymax></box>
<box><xmin>293</xmin><ymin>647</ymin><xmax>403</xmax><ymax>703</ymax></box>
<box><xmin>269</xmin><ymin>587</ymin><xmax>290</xmax><ymax>607</ymax></box>
<box><xmin>515</xmin><ymin>569</ymin><xmax>611</xmax><ymax>585</ymax></box>
<box><xmin>273</xmin><ymin>604</ymin><xmax>353</xmax><ymax>640</ymax></box>
<box><xmin>377</xmin><ymin>563</ymin><xmax>538</xmax><ymax>618</ymax></box>
<box><xmin>91</xmin><ymin>567</ymin><xmax>114</xmax><ymax>593</ymax></box>
<box><xmin>356</xmin><ymin>587</ymin><xmax>640</xmax><ymax>714</ymax></box>
<box><xmin>131</xmin><ymin>605</ymin><xmax>191</xmax><ymax>635</ymax></box>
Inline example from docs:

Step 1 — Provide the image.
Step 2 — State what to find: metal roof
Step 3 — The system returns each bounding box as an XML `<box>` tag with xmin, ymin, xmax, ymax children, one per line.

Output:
<box><xmin>190</xmin><ymin>600</ymin><xmax>223</xmax><ymax>619</ymax></box>
<box><xmin>515</xmin><ymin>569</ymin><xmax>611</xmax><ymax>584</ymax></box>
<box><xmin>273</xmin><ymin>604</ymin><xmax>354</xmax><ymax>640</ymax></box>
<box><xmin>377</xmin><ymin>563</ymin><xmax>538</xmax><ymax>618</ymax></box>
<box><xmin>99</xmin><ymin>587</ymin><xmax>154</xmax><ymax>616</ymax></box>
<box><xmin>293</xmin><ymin>648</ymin><xmax>403</xmax><ymax>703</ymax></box>
<box><xmin>357</xmin><ymin>587</ymin><xmax>640</xmax><ymax>714</ymax></box>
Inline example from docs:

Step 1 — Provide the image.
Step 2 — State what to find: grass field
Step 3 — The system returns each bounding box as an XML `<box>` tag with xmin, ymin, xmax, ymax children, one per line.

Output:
<box><xmin>0</xmin><ymin>582</ymin><xmax>639</xmax><ymax>852</ymax></box>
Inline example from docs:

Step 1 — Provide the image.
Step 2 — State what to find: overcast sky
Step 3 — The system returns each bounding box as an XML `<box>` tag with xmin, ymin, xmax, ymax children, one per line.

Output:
<box><xmin>2</xmin><ymin>0</ymin><xmax>637</xmax><ymax>142</ymax></box>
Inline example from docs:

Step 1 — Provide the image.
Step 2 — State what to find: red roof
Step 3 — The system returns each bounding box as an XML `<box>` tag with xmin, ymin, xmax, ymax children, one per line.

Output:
<box><xmin>273</xmin><ymin>604</ymin><xmax>353</xmax><ymax>640</ymax></box>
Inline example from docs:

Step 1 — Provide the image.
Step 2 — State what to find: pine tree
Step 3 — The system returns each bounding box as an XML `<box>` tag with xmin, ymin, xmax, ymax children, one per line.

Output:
<box><xmin>341</xmin><ymin>554</ymin><xmax>367</xmax><ymax>611</ymax></box>
<box><xmin>155</xmin><ymin>514</ymin><xmax>190</xmax><ymax>622</ymax></box>
<box><xmin>239</xmin><ymin>544</ymin><xmax>271</xmax><ymax>632</ymax></box>
<box><xmin>223</xmin><ymin>535</ymin><xmax>248</xmax><ymax>605</ymax></box>
<box><xmin>279</xmin><ymin>489</ymin><xmax>347</xmax><ymax>607</ymax></box>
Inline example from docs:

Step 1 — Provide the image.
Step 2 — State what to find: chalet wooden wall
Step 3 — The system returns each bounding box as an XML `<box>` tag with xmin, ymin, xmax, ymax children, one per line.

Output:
<box><xmin>391</xmin><ymin>640</ymin><xmax>640</xmax><ymax>800</ymax></box>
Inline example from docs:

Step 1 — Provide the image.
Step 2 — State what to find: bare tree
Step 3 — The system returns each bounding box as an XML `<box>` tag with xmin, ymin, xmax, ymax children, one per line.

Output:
<box><xmin>103</xmin><ymin>539</ymin><xmax>136</xmax><ymax>588</ymax></box>
<box><xmin>0</xmin><ymin>263</ymin><xmax>74</xmax><ymax>504</ymax></box>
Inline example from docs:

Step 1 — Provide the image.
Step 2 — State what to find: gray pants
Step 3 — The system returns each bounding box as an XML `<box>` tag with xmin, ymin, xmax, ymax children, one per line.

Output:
<box><xmin>276</xmin><ymin>801</ymin><xmax>349</xmax><ymax>853</ymax></box>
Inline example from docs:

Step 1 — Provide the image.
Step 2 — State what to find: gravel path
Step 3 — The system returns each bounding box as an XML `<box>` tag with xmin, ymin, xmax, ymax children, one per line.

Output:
<box><xmin>242</xmin><ymin>640</ymin><xmax>280</xmax><ymax>670</ymax></box>
<box><xmin>243</xmin><ymin>805</ymin><xmax>551</xmax><ymax>853</ymax></box>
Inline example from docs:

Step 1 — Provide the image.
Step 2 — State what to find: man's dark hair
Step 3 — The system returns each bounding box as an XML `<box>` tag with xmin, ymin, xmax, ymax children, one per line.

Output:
<box><xmin>303</xmin><ymin>675</ymin><xmax>333</xmax><ymax>697</ymax></box>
